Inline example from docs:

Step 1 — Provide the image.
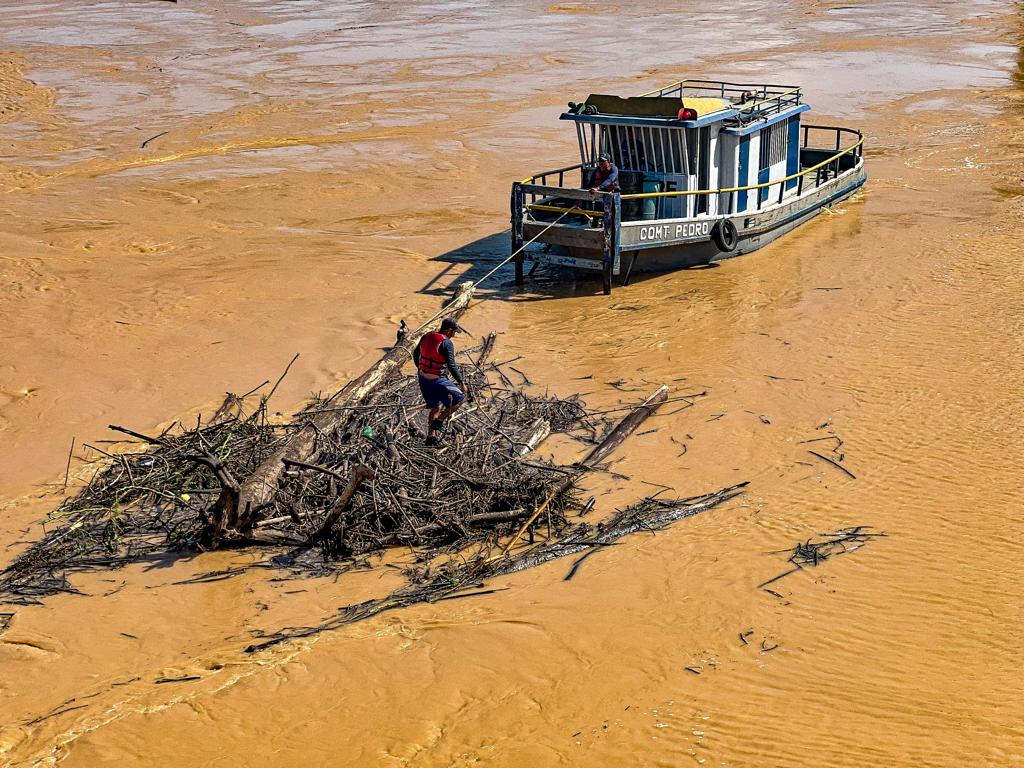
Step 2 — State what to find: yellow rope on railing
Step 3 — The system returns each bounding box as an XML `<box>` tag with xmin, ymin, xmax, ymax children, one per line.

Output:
<box><xmin>621</xmin><ymin>136</ymin><xmax>863</xmax><ymax>200</ymax></box>
<box><xmin>522</xmin><ymin>137</ymin><xmax>863</xmax><ymax>218</ymax></box>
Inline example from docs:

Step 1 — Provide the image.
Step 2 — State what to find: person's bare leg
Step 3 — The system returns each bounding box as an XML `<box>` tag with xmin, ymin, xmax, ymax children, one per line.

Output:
<box><xmin>434</xmin><ymin>397</ymin><xmax>464</xmax><ymax>434</ymax></box>
<box><xmin>439</xmin><ymin>398</ymin><xmax>464</xmax><ymax>423</ymax></box>
<box><xmin>427</xmin><ymin>405</ymin><xmax>443</xmax><ymax>437</ymax></box>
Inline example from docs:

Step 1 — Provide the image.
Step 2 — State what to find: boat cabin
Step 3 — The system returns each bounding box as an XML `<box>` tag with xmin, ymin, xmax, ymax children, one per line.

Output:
<box><xmin>511</xmin><ymin>79</ymin><xmax>866</xmax><ymax>293</ymax></box>
<box><xmin>569</xmin><ymin>82</ymin><xmax>806</xmax><ymax>218</ymax></box>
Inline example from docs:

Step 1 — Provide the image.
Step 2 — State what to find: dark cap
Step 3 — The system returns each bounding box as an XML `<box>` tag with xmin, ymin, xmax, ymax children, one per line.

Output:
<box><xmin>440</xmin><ymin>317</ymin><xmax>465</xmax><ymax>334</ymax></box>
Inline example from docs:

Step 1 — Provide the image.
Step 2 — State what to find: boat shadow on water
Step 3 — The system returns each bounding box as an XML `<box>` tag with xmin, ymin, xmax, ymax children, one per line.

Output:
<box><xmin>422</xmin><ymin>230</ymin><xmax>721</xmax><ymax>302</ymax></box>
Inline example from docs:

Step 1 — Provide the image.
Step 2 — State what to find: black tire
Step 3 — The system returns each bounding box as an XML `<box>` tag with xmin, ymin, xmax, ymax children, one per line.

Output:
<box><xmin>712</xmin><ymin>219</ymin><xmax>739</xmax><ymax>252</ymax></box>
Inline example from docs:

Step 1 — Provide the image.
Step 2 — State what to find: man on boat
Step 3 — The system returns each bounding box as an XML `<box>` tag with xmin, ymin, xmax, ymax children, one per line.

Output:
<box><xmin>587</xmin><ymin>154</ymin><xmax>619</xmax><ymax>225</ymax></box>
<box><xmin>589</xmin><ymin>153</ymin><xmax>620</xmax><ymax>194</ymax></box>
<box><xmin>413</xmin><ymin>317</ymin><xmax>467</xmax><ymax>446</ymax></box>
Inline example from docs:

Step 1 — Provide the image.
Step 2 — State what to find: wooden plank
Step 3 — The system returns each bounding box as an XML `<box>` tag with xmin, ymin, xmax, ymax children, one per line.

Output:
<box><xmin>522</xmin><ymin>222</ymin><xmax>604</xmax><ymax>250</ymax></box>
<box><xmin>527</xmin><ymin>252</ymin><xmax>604</xmax><ymax>272</ymax></box>
<box><xmin>521</xmin><ymin>184</ymin><xmax>603</xmax><ymax>201</ymax></box>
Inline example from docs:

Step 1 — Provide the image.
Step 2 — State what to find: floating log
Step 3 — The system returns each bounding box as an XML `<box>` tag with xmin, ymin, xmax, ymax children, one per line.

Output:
<box><xmin>578</xmin><ymin>384</ymin><xmax>668</xmax><ymax>468</ymax></box>
<box><xmin>313</xmin><ymin>466</ymin><xmax>374</xmax><ymax>541</ymax></box>
<box><xmin>500</xmin><ymin>384</ymin><xmax>670</xmax><ymax>556</ymax></box>
<box><xmin>515</xmin><ymin>418</ymin><xmax>551</xmax><ymax>456</ymax></box>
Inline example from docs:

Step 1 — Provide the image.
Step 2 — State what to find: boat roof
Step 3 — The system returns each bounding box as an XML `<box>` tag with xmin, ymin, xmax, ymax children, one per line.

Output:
<box><xmin>560</xmin><ymin>78</ymin><xmax>806</xmax><ymax>130</ymax></box>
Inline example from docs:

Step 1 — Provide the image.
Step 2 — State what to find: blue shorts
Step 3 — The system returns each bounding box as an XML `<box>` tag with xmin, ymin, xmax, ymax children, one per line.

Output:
<box><xmin>418</xmin><ymin>375</ymin><xmax>464</xmax><ymax>409</ymax></box>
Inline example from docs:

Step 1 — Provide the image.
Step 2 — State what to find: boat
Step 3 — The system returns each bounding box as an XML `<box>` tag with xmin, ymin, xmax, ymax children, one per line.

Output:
<box><xmin>510</xmin><ymin>79</ymin><xmax>866</xmax><ymax>294</ymax></box>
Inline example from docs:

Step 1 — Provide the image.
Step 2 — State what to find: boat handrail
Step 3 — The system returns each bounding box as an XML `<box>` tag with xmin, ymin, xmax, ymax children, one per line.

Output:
<box><xmin>641</xmin><ymin>78</ymin><xmax>799</xmax><ymax>99</ymax></box>
<box><xmin>641</xmin><ymin>78</ymin><xmax>802</xmax><ymax>122</ymax></box>
<box><xmin>735</xmin><ymin>86</ymin><xmax>803</xmax><ymax>122</ymax></box>
<box><xmin>519</xmin><ymin>125</ymin><xmax>863</xmax><ymax>219</ymax></box>
<box><xmin>519</xmin><ymin>162</ymin><xmax>586</xmax><ymax>186</ymax></box>
<box><xmin>621</xmin><ymin>130</ymin><xmax>863</xmax><ymax>200</ymax></box>
<box><xmin>526</xmin><ymin>202</ymin><xmax>603</xmax><ymax>219</ymax></box>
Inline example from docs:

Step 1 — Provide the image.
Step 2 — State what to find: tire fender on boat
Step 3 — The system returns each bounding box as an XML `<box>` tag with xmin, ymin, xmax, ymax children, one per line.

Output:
<box><xmin>712</xmin><ymin>219</ymin><xmax>739</xmax><ymax>252</ymax></box>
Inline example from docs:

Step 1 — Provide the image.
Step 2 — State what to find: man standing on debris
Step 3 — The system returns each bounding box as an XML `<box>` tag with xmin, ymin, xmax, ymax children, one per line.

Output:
<box><xmin>414</xmin><ymin>317</ymin><xmax>467</xmax><ymax>446</ymax></box>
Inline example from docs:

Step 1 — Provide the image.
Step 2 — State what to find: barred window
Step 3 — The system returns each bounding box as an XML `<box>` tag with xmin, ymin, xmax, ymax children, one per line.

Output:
<box><xmin>599</xmin><ymin>124</ymin><xmax>688</xmax><ymax>174</ymax></box>
<box><xmin>685</xmin><ymin>127</ymin><xmax>710</xmax><ymax>176</ymax></box>
<box><xmin>758</xmin><ymin>119</ymin><xmax>789</xmax><ymax>170</ymax></box>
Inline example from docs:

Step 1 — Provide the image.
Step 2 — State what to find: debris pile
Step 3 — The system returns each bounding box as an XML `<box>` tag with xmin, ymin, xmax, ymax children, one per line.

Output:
<box><xmin>0</xmin><ymin>283</ymin><xmax>746</xmax><ymax>620</ymax></box>
<box><xmin>789</xmin><ymin>526</ymin><xmax>884</xmax><ymax>567</ymax></box>
<box><xmin>0</xmin><ymin>340</ymin><xmax>593</xmax><ymax>602</ymax></box>
<box><xmin>265</xmin><ymin>354</ymin><xmax>592</xmax><ymax>560</ymax></box>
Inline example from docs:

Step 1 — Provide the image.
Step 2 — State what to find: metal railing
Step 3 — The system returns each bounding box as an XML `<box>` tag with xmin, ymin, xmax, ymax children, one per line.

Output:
<box><xmin>519</xmin><ymin>162</ymin><xmax>604</xmax><ymax>220</ymax></box>
<box><xmin>642</xmin><ymin>77</ymin><xmax>799</xmax><ymax>99</ymax></box>
<box><xmin>641</xmin><ymin>78</ymin><xmax>803</xmax><ymax>123</ymax></box>
<box><xmin>519</xmin><ymin>162</ymin><xmax>586</xmax><ymax>186</ymax></box>
<box><xmin>620</xmin><ymin>126</ymin><xmax>862</xmax><ymax>215</ymax></box>
<box><xmin>519</xmin><ymin>125</ymin><xmax>863</xmax><ymax>221</ymax></box>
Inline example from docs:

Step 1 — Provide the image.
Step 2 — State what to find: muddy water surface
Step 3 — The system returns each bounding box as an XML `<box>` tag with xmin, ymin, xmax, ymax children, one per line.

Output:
<box><xmin>1</xmin><ymin>1</ymin><xmax>1022</xmax><ymax>766</ymax></box>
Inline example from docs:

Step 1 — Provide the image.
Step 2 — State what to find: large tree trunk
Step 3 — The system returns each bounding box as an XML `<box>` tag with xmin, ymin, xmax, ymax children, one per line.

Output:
<box><xmin>231</xmin><ymin>281</ymin><xmax>476</xmax><ymax>533</ymax></box>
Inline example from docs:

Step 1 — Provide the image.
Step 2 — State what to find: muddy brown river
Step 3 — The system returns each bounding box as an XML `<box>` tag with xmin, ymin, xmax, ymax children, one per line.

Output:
<box><xmin>1</xmin><ymin>1</ymin><xmax>1022</xmax><ymax>765</ymax></box>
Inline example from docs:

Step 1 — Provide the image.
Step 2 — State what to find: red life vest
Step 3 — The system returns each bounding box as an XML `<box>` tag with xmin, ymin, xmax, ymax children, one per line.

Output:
<box><xmin>591</xmin><ymin>164</ymin><xmax>619</xmax><ymax>191</ymax></box>
<box><xmin>417</xmin><ymin>331</ymin><xmax>447</xmax><ymax>377</ymax></box>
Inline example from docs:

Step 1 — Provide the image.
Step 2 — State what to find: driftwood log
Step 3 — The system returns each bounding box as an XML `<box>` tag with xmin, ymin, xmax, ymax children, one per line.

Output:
<box><xmin>515</xmin><ymin>418</ymin><xmax>551</xmax><ymax>457</ymax></box>
<box><xmin>578</xmin><ymin>384</ymin><xmax>669</xmax><ymax>468</ymax></box>
<box><xmin>313</xmin><ymin>466</ymin><xmax>375</xmax><ymax>540</ymax></box>
<box><xmin>499</xmin><ymin>384</ymin><xmax>670</xmax><ymax>556</ymax></box>
<box><xmin>207</xmin><ymin>281</ymin><xmax>476</xmax><ymax>546</ymax></box>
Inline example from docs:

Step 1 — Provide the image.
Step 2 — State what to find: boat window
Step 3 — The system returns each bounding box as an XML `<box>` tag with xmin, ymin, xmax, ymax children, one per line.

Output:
<box><xmin>576</xmin><ymin>122</ymin><xmax>589</xmax><ymax>165</ymax></box>
<box><xmin>598</xmin><ymin>124</ymin><xmax>691</xmax><ymax>174</ymax></box>
<box><xmin>599</xmin><ymin>125</ymin><xmax>616</xmax><ymax>167</ymax></box>
<box><xmin>601</xmin><ymin>124</ymin><xmax>646</xmax><ymax>172</ymax></box>
<box><xmin>670</xmin><ymin>128</ymin><xmax>686</xmax><ymax>174</ymax></box>
<box><xmin>626</xmin><ymin>126</ymin><xmax>645</xmax><ymax>170</ymax></box>
<box><xmin>680</xmin><ymin>127</ymin><xmax>711</xmax><ymax>212</ymax></box>
<box><xmin>653</xmin><ymin>127</ymin><xmax>682</xmax><ymax>174</ymax></box>
<box><xmin>685</xmin><ymin>129</ymin><xmax>697</xmax><ymax>175</ymax></box>
<box><xmin>758</xmin><ymin>120</ymin><xmax>788</xmax><ymax>169</ymax></box>
<box><xmin>684</xmin><ymin>127</ymin><xmax>710</xmax><ymax>177</ymax></box>
<box><xmin>655</xmin><ymin>128</ymin><xmax>669</xmax><ymax>173</ymax></box>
